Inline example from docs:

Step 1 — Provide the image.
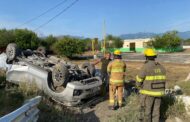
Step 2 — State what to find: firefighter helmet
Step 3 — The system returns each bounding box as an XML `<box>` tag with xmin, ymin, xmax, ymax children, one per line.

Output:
<box><xmin>144</xmin><ymin>48</ymin><xmax>157</xmax><ymax>56</ymax></box>
<box><xmin>114</xmin><ymin>50</ymin><xmax>121</xmax><ymax>55</ymax></box>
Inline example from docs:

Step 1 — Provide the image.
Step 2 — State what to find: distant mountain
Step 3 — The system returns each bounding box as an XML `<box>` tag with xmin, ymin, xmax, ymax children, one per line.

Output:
<box><xmin>120</xmin><ymin>31</ymin><xmax>190</xmax><ymax>40</ymax></box>
<box><xmin>56</xmin><ymin>35</ymin><xmax>85</xmax><ymax>40</ymax></box>
<box><xmin>178</xmin><ymin>31</ymin><xmax>190</xmax><ymax>39</ymax></box>
<box><xmin>120</xmin><ymin>32</ymin><xmax>158</xmax><ymax>39</ymax></box>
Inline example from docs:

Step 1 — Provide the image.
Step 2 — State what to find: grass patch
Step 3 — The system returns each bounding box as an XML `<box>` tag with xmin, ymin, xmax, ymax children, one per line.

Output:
<box><xmin>0</xmin><ymin>74</ymin><xmax>40</xmax><ymax>117</ymax></box>
<box><xmin>18</xmin><ymin>81</ymin><xmax>40</xmax><ymax>98</ymax></box>
<box><xmin>38</xmin><ymin>99</ymin><xmax>82</xmax><ymax>122</ymax></box>
<box><xmin>108</xmin><ymin>94</ymin><xmax>139</xmax><ymax>122</ymax></box>
<box><xmin>176</xmin><ymin>81</ymin><xmax>190</xmax><ymax>95</ymax></box>
<box><xmin>0</xmin><ymin>70</ymin><xmax>6</xmax><ymax>88</ymax></box>
<box><xmin>0</xmin><ymin>89</ymin><xmax>24</xmax><ymax>116</ymax></box>
<box><xmin>107</xmin><ymin>94</ymin><xmax>187</xmax><ymax>122</ymax></box>
<box><xmin>161</xmin><ymin>95</ymin><xmax>186</xmax><ymax>119</ymax></box>
<box><xmin>0</xmin><ymin>76</ymin><xmax>6</xmax><ymax>88</ymax></box>
<box><xmin>166</xmin><ymin>80</ymin><xmax>190</xmax><ymax>95</ymax></box>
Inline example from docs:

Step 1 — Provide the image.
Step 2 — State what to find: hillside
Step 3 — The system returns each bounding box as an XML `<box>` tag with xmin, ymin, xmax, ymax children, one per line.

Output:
<box><xmin>120</xmin><ymin>31</ymin><xmax>190</xmax><ymax>39</ymax></box>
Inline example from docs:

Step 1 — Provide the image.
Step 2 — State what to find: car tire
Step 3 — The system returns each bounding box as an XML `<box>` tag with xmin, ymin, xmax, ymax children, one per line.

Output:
<box><xmin>52</xmin><ymin>63</ymin><xmax>69</xmax><ymax>90</ymax></box>
<box><xmin>6</xmin><ymin>43</ymin><xmax>19</xmax><ymax>62</ymax></box>
<box><xmin>42</xmin><ymin>71</ymin><xmax>68</xmax><ymax>104</ymax></box>
<box><xmin>81</xmin><ymin>62</ymin><xmax>95</xmax><ymax>77</ymax></box>
<box><xmin>23</xmin><ymin>49</ymin><xmax>33</xmax><ymax>57</ymax></box>
<box><xmin>37</xmin><ymin>46</ymin><xmax>46</xmax><ymax>56</ymax></box>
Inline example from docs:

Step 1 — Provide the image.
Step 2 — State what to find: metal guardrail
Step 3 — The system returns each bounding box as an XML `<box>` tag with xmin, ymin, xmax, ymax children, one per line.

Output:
<box><xmin>0</xmin><ymin>96</ymin><xmax>42</xmax><ymax>122</ymax></box>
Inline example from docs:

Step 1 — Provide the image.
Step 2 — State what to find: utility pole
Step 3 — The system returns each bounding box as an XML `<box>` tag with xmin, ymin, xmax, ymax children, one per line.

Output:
<box><xmin>92</xmin><ymin>39</ymin><xmax>95</xmax><ymax>55</ymax></box>
<box><xmin>103</xmin><ymin>20</ymin><xmax>106</xmax><ymax>56</ymax></box>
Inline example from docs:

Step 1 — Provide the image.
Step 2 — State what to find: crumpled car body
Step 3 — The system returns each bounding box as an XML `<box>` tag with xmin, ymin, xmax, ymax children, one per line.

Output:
<box><xmin>2</xmin><ymin>43</ymin><xmax>102</xmax><ymax>106</ymax></box>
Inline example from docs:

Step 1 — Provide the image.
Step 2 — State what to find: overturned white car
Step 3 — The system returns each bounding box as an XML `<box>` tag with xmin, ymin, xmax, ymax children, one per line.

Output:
<box><xmin>3</xmin><ymin>43</ymin><xmax>102</xmax><ymax>106</ymax></box>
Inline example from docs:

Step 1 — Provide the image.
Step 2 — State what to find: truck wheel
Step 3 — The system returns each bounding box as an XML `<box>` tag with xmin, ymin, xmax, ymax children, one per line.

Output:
<box><xmin>6</xmin><ymin>43</ymin><xmax>19</xmax><ymax>62</ymax></box>
<box><xmin>37</xmin><ymin>46</ymin><xmax>46</xmax><ymax>56</ymax></box>
<box><xmin>81</xmin><ymin>62</ymin><xmax>95</xmax><ymax>77</ymax></box>
<box><xmin>52</xmin><ymin>63</ymin><xmax>69</xmax><ymax>91</ymax></box>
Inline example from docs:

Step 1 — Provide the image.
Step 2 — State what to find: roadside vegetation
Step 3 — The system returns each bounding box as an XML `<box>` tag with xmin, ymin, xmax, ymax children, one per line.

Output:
<box><xmin>0</xmin><ymin>71</ymin><xmax>40</xmax><ymax>117</ymax></box>
<box><xmin>38</xmin><ymin>98</ymin><xmax>82</xmax><ymax>122</ymax></box>
<box><xmin>0</xmin><ymin>73</ymin><xmax>24</xmax><ymax>116</ymax></box>
<box><xmin>53</xmin><ymin>36</ymin><xmax>85</xmax><ymax>58</ymax></box>
<box><xmin>176</xmin><ymin>81</ymin><xmax>190</xmax><ymax>95</ymax></box>
<box><xmin>107</xmin><ymin>94</ymin><xmax>139</xmax><ymax>122</ymax></box>
<box><xmin>148</xmin><ymin>31</ymin><xmax>183</xmax><ymax>52</ymax></box>
<box><xmin>183</xmin><ymin>38</ymin><xmax>190</xmax><ymax>45</ymax></box>
<box><xmin>0</xmin><ymin>28</ymin><xmax>124</xmax><ymax>58</ymax></box>
<box><xmin>107</xmin><ymin>93</ymin><xmax>187</xmax><ymax>122</ymax></box>
<box><xmin>0</xmin><ymin>88</ymin><xmax>24</xmax><ymax>116</ymax></box>
<box><xmin>161</xmin><ymin>95</ymin><xmax>186</xmax><ymax>119</ymax></box>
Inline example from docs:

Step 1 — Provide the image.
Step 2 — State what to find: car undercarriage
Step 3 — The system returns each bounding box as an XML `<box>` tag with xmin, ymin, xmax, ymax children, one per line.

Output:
<box><xmin>3</xmin><ymin>43</ymin><xmax>102</xmax><ymax>106</ymax></box>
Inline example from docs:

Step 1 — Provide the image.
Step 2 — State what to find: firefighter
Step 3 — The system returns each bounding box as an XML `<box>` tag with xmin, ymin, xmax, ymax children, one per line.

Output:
<box><xmin>136</xmin><ymin>48</ymin><xmax>166</xmax><ymax>122</ymax></box>
<box><xmin>107</xmin><ymin>50</ymin><xmax>126</xmax><ymax>110</ymax></box>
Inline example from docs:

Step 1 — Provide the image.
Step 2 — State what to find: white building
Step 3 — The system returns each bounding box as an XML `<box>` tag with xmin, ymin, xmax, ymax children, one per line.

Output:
<box><xmin>122</xmin><ymin>38</ymin><xmax>152</xmax><ymax>52</ymax></box>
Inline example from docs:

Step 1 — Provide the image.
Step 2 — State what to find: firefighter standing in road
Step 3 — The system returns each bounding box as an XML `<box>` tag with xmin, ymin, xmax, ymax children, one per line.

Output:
<box><xmin>107</xmin><ymin>50</ymin><xmax>126</xmax><ymax>110</ymax></box>
<box><xmin>136</xmin><ymin>48</ymin><xmax>166</xmax><ymax>122</ymax></box>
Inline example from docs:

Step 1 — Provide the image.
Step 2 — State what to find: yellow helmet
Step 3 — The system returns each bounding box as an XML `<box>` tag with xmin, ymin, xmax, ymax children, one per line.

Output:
<box><xmin>144</xmin><ymin>48</ymin><xmax>157</xmax><ymax>56</ymax></box>
<box><xmin>114</xmin><ymin>50</ymin><xmax>121</xmax><ymax>55</ymax></box>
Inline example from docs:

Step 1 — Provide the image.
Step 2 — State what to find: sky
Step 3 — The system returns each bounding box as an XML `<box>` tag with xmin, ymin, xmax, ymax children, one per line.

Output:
<box><xmin>0</xmin><ymin>0</ymin><xmax>190</xmax><ymax>38</ymax></box>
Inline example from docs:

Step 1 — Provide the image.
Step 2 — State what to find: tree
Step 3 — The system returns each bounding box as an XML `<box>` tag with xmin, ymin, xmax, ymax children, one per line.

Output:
<box><xmin>183</xmin><ymin>38</ymin><xmax>190</xmax><ymax>45</ymax></box>
<box><xmin>40</xmin><ymin>35</ymin><xmax>57</xmax><ymax>53</ymax></box>
<box><xmin>53</xmin><ymin>36</ymin><xmax>85</xmax><ymax>58</ymax></box>
<box><xmin>82</xmin><ymin>38</ymin><xmax>92</xmax><ymax>51</ymax></box>
<box><xmin>150</xmin><ymin>31</ymin><xmax>182</xmax><ymax>50</ymax></box>
<box><xmin>13</xmin><ymin>29</ymin><xmax>39</xmax><ymax>49</ymax></box>
<box><xmin>0</xmin><ymin>29</ymin><xmax>15</xmax><ymax>49</ymax></box>
<box><xmin>105</xmin><ymin>35</ymin><xmax>123</xmax><ymax>48</ymax></box>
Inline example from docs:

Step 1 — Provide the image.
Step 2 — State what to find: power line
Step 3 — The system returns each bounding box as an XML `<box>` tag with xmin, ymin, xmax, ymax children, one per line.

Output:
<box><xmin>34</xmin><ymin>0</ymin><xmax>79</xmax><ymax>32</ymax></box>
<box><xmin>17</xmin><ymin>0</ymin><xmax>68</xmax><ymax>28</ymax></box>
<box><xmin>34</xmin><ymin>0</ymin><xmax>79</xmax><ymax>31</ymax></box>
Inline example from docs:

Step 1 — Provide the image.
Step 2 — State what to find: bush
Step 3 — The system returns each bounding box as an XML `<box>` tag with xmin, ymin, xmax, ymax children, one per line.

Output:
<box><xmin>0</xmin><ymin>29</ymin><xmax>15</xmax><ymax>49</ymax></box>
<box><xmin>40</xmin><ymin>35</ymin><xmax>57</xmax><ymax>53</ymax></box>
<box><xmin>150</xmin><ymin>31</ymin><xmax>182</xmax><ymax>51</ymax></box>
<box><xmin>14</xmin><ymin>29</ymin><xmax>39</xmax><ymax>50</ymax></box>
<box><xmin>53</xmin><ymin>37</ymin><xmax>85</xmax><ymax>58</ymax></box>
<box><xmin>0</xmin><ymin>28</ymin><xmax>40</xmax><ymax>50</ymax></box>
<box><xmin>106</xmin><ymin>35</ymin><xmax>123</xmax><ymax>48</ymax></box>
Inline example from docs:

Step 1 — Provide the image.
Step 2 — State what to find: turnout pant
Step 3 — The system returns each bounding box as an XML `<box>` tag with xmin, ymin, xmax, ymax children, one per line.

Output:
<box><xmin>109</xmin><ymin>84</ymin><xmax>123</xmax><ymax>107</ymax></box>
<box><xmin>139</xmin><ymin>95</ymin><xmax>161</xmax><ymax>122</ymax></box>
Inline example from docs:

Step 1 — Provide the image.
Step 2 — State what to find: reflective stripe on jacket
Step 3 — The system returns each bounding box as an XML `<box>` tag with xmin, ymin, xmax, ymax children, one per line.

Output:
<box><xmin>136</xmin><ymin>60</ymin><xmax>166</xmax><ymax>97</ymax></box>
<box><xmin>139</xmin><ymin>89</ymin><xmax>165</xmax><ymax>97</ymax></box>
<box><xmin>136</xmin><ymin>75</ymin><xmax>166</xmax><ymax>82</ymax></box>
<box><xmin>107</xmin><ymin>59</ymin><xmax>126</xmax><ymax>85</ymax></box>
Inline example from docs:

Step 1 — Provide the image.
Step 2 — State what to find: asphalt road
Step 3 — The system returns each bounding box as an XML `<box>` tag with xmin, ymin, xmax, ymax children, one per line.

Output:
<box><xmin>98</xmin><ymin>53</ymin><xmax>190</xmax><ymax>64</ymax></box>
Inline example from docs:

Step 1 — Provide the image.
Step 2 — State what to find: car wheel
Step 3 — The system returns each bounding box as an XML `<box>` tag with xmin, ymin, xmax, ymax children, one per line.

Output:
<box><xmin>6</xmin><ymin>43</ymin><xmax>19</xmax><ymax>62</ymax></box>
<box><xmin>37</xmin><ymin>46</ymin><xmax>46</xmax><ymax>56</ymax></box>
<box><xmin>81</xmin><ymin>62</ymin><xmax>95</xmax><ymax>77</ymax></box>
<box><xmin>23</xmin><ymin>49</ymin><xmax>33</xmax><ymax>57</ymax></box>
<box><xmin>52</xmin><ymin>63</ymin><xmax>69</xmax><ymax>91</ymax></box>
